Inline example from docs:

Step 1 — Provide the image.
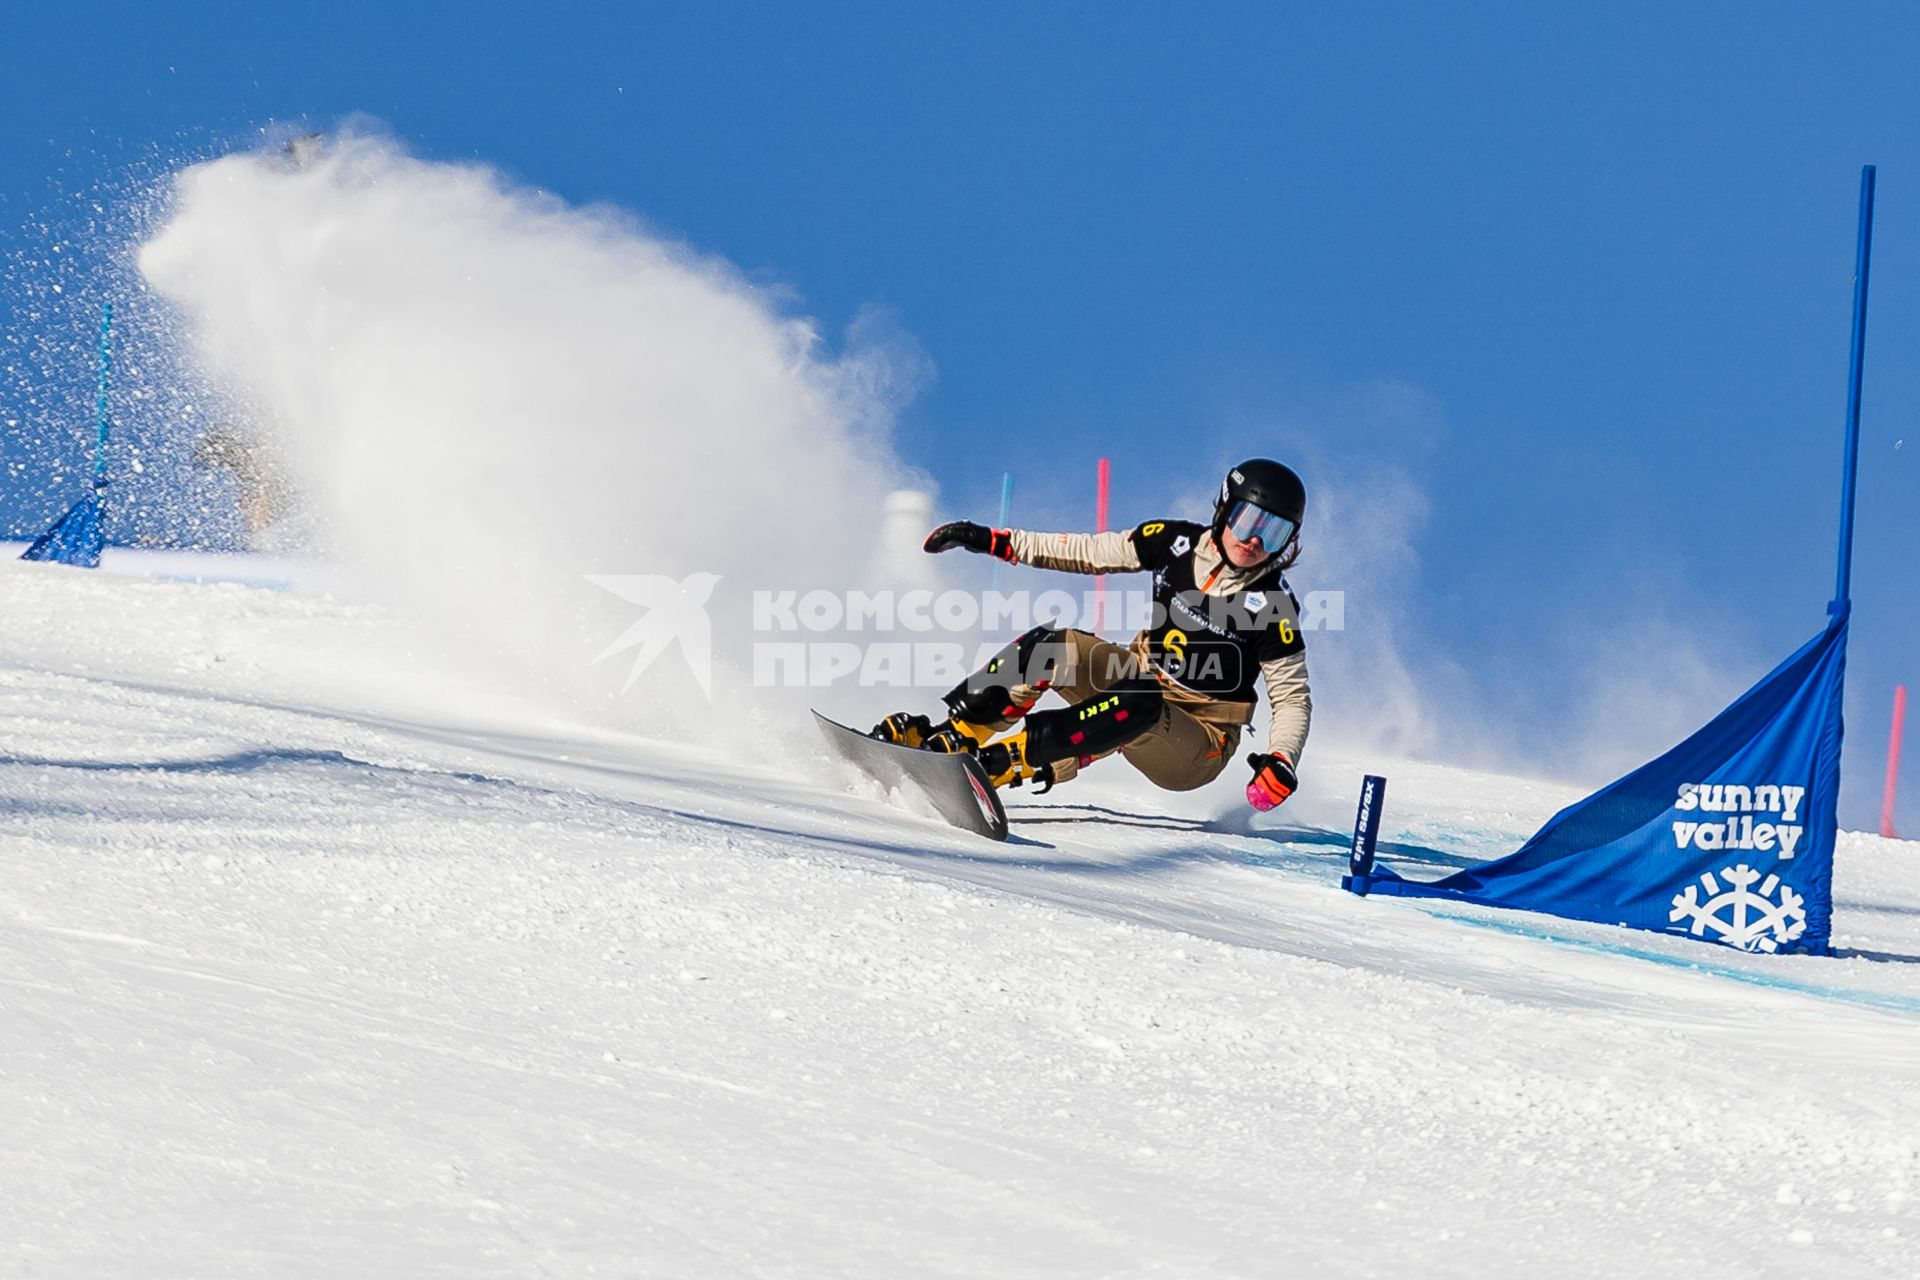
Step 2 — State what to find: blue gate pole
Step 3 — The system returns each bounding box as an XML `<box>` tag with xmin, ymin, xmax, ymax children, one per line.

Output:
<box><xmin>91</xmin><ymin>300</ymin><xmax>113</xmax><ymax>489</ymax></box>
<box><xmin>1833</xmin><ymin>165</ymin><xmax>1876</xmax><ymax>611</ymax></box>
<box><xmin>991</xmin><ymin>471</ymin><xmax>1013</xmax><ymax>591</ymax></box>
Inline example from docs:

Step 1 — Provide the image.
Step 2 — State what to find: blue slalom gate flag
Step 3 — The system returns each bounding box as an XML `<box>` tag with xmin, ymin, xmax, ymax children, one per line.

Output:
<box><xmin>1347</xmin><ymin>611</ymin><xmax>1848</xmax><ymax>955</ymax></box>
<box><xmin>20</xmin><ymin>486</ymin><xmax>107</xmax><ymax>569</ymax></box>
<box><xmin>23</xmin><ymin>300</ymin><xmax>114</xmax><ymax>569</ymax></box>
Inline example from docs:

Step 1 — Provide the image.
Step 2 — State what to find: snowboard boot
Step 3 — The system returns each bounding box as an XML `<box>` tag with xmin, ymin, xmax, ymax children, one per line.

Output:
<box><xmin>870</xmin><ymin>712</ymin><xmax>936</xmax><ymax>748</ymax></box>
<box><xmin>921</xmin><ymin>717</ymin><xmax>995</xmax><ymax>754</ymax></box>
<box><xmin>976</xmin><ymin>731</ymin><xmax>1057</xmax><ymax>792</ymax></box>
<box><xmin>870</xmin><ymin>712</ymin><xmax>994</xmax><ymax>755</ymax></box>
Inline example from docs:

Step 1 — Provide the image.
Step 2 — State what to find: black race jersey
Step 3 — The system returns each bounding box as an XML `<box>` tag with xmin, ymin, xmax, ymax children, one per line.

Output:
<box><xmin>1128</xmin><ymin>519</ymin><xmax>1304</xmax><ymax>703</ymax></box>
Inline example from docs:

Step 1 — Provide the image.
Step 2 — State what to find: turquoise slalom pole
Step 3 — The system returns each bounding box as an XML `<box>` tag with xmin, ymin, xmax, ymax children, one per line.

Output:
<box><xmin>1832</xmin><ymin>165</ymin><xmax>1875</xmax><ymax>611</ymax></box>
<box><xmin>19</xmin><ymin>300</ymin><xmax>113</xmax><ymax>567</ymax></box>
<box><xmin>91</xmin><ymin>300</ymin><xmax>113</xmax><ymax>489</ymax></box>
<box><xmin>991</xmin><ymin>471</ymin><xmax>1013</xmax><ymax>590</ymax></box>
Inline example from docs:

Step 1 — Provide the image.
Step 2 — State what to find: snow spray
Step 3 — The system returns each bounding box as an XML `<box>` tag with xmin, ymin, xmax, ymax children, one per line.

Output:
<box><xmin>137</xmin><ymin>132</ymin><xmax>925</xmax><ymax>750</ymax></box>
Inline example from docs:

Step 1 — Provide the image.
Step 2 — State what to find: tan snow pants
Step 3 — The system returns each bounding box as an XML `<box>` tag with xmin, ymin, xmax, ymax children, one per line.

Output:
<box><xmin>1006</xmin><ymin>629</ymin><xmax>1248</xmax><ymax>791</ymax></box>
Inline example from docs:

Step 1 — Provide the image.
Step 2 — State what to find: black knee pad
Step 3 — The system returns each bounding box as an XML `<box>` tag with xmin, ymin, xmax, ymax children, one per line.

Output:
<box><xmin>943</xmin><ymin>625</ymin><xmax>1071</xmax><ymax>723</ymax></box>
<box><xmin>1024</xmin><ymin>678</ymin><xmax>1163</xmax><ymax>765</ymax></box>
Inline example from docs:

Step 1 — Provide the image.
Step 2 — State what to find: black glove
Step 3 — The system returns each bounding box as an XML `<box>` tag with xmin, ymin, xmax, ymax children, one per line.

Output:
<box><xmin>1244</xmin><ymin>752</ymin><xmax>1297</xmax><ymax>811</ymax></box>
<box><xmin>924</xmin><ymin>521</ymin><xmax>1016</xmax><ymax>563</ymax></box>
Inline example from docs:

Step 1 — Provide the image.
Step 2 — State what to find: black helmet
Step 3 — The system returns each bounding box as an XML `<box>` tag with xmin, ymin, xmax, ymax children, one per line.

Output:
<box><xmin>1212</xmin><ymin>458</ymin><xmax>1306</xmax><ymax>542</ymax></box>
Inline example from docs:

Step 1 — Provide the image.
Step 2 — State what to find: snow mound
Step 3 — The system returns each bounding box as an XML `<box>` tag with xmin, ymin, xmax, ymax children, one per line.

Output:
<box><xmin>4</xmin><ymin>559</ymin><xmax>1919</xmax><ymax>1276</ymax></box>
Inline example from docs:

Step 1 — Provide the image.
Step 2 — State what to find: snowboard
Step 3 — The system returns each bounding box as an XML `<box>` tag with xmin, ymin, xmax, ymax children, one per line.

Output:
<box><xmin>813</xmin><ymin>710</ymin><xmax>1010</xmax><ymax>841</ymax></box>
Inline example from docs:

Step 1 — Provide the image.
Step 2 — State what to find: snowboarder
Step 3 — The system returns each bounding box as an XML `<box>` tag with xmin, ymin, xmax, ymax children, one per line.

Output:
<box><xmin>193</xmin><ymin>426</ymin><xmax>299</xmax><ymax>549</ymax></box>
<box><xmin>872</xmin><ymin>459</ymin><xmax>1311</xmax><ymax>812</ymax></box>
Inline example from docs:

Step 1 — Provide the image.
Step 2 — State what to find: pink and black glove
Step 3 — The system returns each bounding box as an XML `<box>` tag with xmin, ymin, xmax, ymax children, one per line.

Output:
<box><xmin>924</xmin><ymin>521</ymin><xmax>1017</xmax><ymax>563</ymax></box>
<box><xmin>1245</xmin><ymin>752</ymin><xmax>1297</xmax><ymax>811</ymax></box>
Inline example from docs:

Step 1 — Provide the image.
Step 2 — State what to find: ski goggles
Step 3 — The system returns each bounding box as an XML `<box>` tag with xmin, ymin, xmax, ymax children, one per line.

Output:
<box><xmin>1224</xmin><ymin>499</ymin><xmax>1297</xmax><ymax>551</ymax></box>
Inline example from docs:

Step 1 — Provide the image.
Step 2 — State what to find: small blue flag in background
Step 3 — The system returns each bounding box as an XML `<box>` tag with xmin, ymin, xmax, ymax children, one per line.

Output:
<box><xmin>20</xmin><ymin>485</ymin><xmax>107</xmax><ymax>568</ymax></box>
<box><xmin>20</xmin><ymin>300</ymin><xmax>113</xmax><ymax>569</ymax></box>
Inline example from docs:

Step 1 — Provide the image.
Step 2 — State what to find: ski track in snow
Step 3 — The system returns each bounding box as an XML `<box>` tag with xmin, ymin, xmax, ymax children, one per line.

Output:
<box><xmin>2</xmin><ymin>560</ymin><xmax>1918</xmax><ymax>1278</ymax></box>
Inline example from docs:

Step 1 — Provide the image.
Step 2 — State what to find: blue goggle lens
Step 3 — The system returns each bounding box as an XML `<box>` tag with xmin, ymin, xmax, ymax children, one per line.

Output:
<box><xmin>1226</xmin><ymin>500</ymin><xmax>1296</xmax><ymax>550</ymax></box>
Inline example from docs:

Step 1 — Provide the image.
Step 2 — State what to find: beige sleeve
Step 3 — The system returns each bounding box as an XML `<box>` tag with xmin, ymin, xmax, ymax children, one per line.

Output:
<box><xmin>1004</xmin><ymin>529</ymin><xmax>1144</xmax><ymax>575</ymax></box>
<box><xmin>1261</xmin><ymin>649</ymin><xmax>1312</xmax><ymax>765</ymax></box>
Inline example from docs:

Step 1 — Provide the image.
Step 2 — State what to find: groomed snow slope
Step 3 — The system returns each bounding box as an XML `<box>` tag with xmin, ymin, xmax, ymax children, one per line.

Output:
<box><xmin>3</xmin><ymin>558</ymin><xmax>1918</xmax><ymax>1278</ymax></box>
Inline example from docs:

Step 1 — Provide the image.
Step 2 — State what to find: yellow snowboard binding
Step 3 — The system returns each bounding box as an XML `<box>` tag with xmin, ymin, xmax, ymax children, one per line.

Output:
<box><xmin>976</xmin><ymin>731</ymin><xmax>1057</xmax><ymax>793</ymax></box>
<box><xmin>870</xmin><ymin>713</ymin><xmax>994</xmax><ymax>755</ymax></box>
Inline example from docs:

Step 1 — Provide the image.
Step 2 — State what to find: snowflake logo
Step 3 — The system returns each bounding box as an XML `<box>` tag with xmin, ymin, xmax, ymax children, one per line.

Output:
<box><xmin>1668</xmin><ymin>864</ymin><xmax>1807</xmax><ymax>953</ymax></box>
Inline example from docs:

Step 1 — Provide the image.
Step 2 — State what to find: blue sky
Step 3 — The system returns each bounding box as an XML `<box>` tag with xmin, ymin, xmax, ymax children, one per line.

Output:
<box><xmin>2</xmin><ymin>2</ymin><xmax>1917</xmax><ymax>821</ymax></box>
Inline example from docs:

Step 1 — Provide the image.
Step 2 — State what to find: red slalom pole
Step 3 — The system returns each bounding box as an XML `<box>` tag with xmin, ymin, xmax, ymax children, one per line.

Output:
<box><xmin>1882</xmin><ymin>684</ymin><xmax>1907</xmax><ymax>840</ymax></box>
<box><xmin>1093</xmin><ymin>457</ymin><xmax>1111</xmax><ymax>631</ymax></box>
